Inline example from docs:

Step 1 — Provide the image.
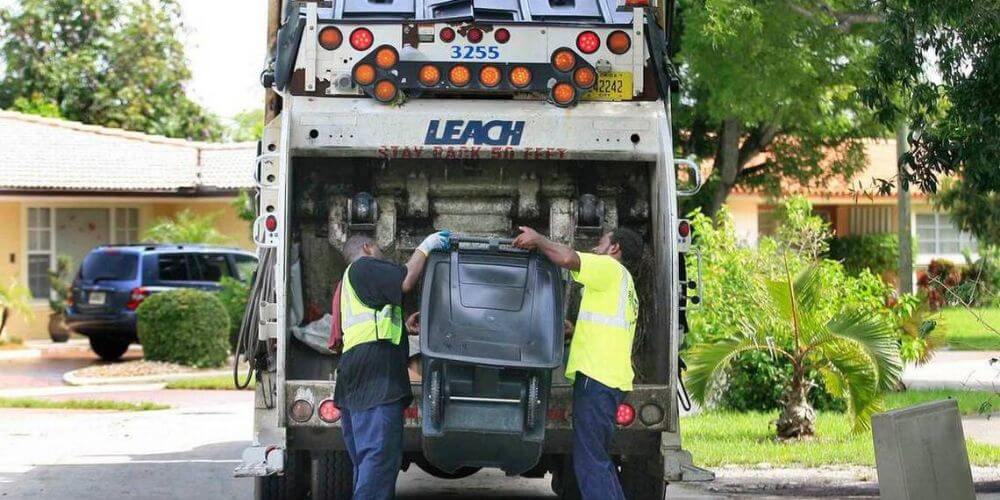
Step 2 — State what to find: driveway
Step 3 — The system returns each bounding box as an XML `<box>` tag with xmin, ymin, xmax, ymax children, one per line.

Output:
<box><xmin>903</xmin><ymin>350</ymin><xmax>1000</xmax><ymax>391</ymax></box>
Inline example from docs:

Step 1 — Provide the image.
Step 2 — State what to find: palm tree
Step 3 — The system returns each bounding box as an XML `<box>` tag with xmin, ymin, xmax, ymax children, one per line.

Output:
<box><xmin>0</xmin><ymin>280</ymin><xmax>33</xmax><ymax>341</ymax></box>
<box><xmin>143</xmin><ymin>209</ymin><xmax>231</xmax><ymax>245</ymax></box>
<box><xmin>685</xmin><ymin>255</ymin><xmax>903</xmax><ymax>439</ymax></box>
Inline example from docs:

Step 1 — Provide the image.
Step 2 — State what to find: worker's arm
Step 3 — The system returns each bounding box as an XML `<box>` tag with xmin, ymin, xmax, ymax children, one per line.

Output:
<box><xmin>513</xmin><ymin>226</ymin><xmax>581</xmax><ymax>271</ymax></box>
<box><xmin>401</xmin><ymin>230</ymin><xmax>451</xmax><ymax>293</ymax></box>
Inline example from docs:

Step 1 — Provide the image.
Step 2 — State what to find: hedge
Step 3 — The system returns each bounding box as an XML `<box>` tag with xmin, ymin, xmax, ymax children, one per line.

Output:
<box><xmin>136</xmin><ymin>288</ymin><xmax>230</xmax><ymax>368</ymax></box>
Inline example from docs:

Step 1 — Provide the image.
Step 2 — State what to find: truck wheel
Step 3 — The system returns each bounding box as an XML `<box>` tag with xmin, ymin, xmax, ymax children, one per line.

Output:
<box><xmin>620</xmin><ymin>459</ymin><xmax>666</xmax><ymax>500</ymax></box>
<box><xmin>254</xmin><ymin>450</ymin><xmax>308</xmax><ymax>500</ymax></box>
<box><xmin>311</xmin><ymin>450</ymin><xmax>353</xmax><ymax>500</ymax></box>
<box><xmin>550</xmin><ymin>456</ymin><xmax>582</xmax><ymax>500</ymax></box>
<box><xmin>89</xmin><ymin>338</ymin><xmax>130</xmax><ymax>361</ymax></box>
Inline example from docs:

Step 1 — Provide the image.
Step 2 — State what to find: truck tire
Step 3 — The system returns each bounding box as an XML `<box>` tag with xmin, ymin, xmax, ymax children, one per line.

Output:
<box><xmin>89</xmin><ymin>338</ymin><xmax>130</xmax><ymax>361</ymax></box>
<box><xmin>620</xmin><ymin>459</ymin><xmax>666</xmax><ymax>500</ymax></box>
<box><xmin>311</xmin><ymin>450</ymin><xmax>353</xmax><ymax>500</ymax></box>
<box><xmin>254</xmin><ymin>450</ymin><xmax>308</xmax><ymax>500</ymax></box>
<box><xmin>550</xmin><ymin>456</ymin><xmax>582</xmax><ymax>500</ymax></box>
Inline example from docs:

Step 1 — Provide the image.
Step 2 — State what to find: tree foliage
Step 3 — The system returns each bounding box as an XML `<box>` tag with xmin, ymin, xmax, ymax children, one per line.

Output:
<box><xmin>673</xmin><ymin>0</ymin><xmax>887</xmax><ymax>215</ymax></box>
<box><xmin>0</xmin><ymin>0</ymin><xmax>221</xmax><ymax>140</ymax></box>
<box><xmin>864</xmin><ymin>0</ymin><xmax>999</xmax><ymax>244</ymax></box>
<box><xmin>226</xmin><ymin>109</ymin><xmax>265</xmax><ymax>143</ymax></box>
<box><xmin>143</xmin><ymin>209</ymin><xmax>230</xmax><ymax>245</ymax></box>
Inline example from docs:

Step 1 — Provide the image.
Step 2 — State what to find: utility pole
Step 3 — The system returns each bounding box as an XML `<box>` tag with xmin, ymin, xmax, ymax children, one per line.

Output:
<box><xmin>897</xmin><ymin>121</ymin><xmax>914</xmax><ymax>294</ymax></box>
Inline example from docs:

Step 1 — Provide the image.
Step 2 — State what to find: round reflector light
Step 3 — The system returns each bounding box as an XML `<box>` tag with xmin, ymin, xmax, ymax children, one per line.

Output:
<box><xmin>375</xmin><ymin>46</ymin><xmax>398</xmax><ymax>69</ymax></box>
<box><xmin>419</xmin><ymin>65</ymin><xmax>441</xmax><ymax>86</ymax></box>
<box><xmin>349</xmin><ymin>28</ymin><xmax>374</xmax><ymax>50</ymax></box>
<box><xmin>607</xmin><ymin>30</ymin><xmax>631</xmax><ymax>54</ymax></box>
<box><xmin>552</xmin><ymin>82</ymin><xmax>576</xmax><ymax>106</ymax></box>
<box><xmin>449</xmin><ymin>65</ymin><xmax>471</xmax><ymax>87</ymax></box>
<box><xmin>576</xmin><ymin>31</ymin><xmax>600</xmax><ymax>54</ymax></box>
<box><xmin>318</xmin><ymin>399</ymin><xmax>341</xmax><ymax>423</ymax></box>
<box><xmin>494</xmin><ymin>28</ymin><xmax>511</xmax><ymax>44</ymax></box>
<box><xmin>573</xmin><ymin>67</ymin><xmax>596</xmax><ymax>89</ymax></box>
<box><xmin>615</xmin><ymin>403</ymin><xmax>636</xmax><ymax>426</ymax></box>
<box><xmin>265</xmin><ymin>215</ymin><xmax>277</xmax><ymax>232</ymax></box>
<box><xmin>479</xmin><ymin>65</ymin><xmax>501</xmax><ymax>87</ymax></box>
<box><xmin>353</xmin><ymin>63</ymin><xmax>376</xmax><ymax>86</ymax></box>
<box><xmin>318</xmin><ymin>27</ymin><xmax>343</xmax><ymax>50</ymax></box>
<box><xmin>373</xmin><ymin>80</ymin><xmax>398</xmax><ymax>102</ymax></box>
<box><xmin>439</xmin><ymin>27</ymin><xmax>456</xmax><ymax>42</ymax></box>
<box><xmin>466</xmin><ymin>27</ymin><xmax>483</xmax><ymax>43</ymax></box>
<box><xmin>678</xmin><ymin>220</ymin><xmax>691</xmax><ymax>238</ymax></box>
<box><xmin>290</xmin><ymin>399</ymin><xmax>313</xmax><ymax>422</ymax></box>
<box><xmin>552</xmin><ymin>49</ymin><xmax>576</xmax><ymax>72</ymax></box>
<box><xmin>509</xmin><ymin>66</ymin><xmax>532</xmax><ymax>88</ymax></box>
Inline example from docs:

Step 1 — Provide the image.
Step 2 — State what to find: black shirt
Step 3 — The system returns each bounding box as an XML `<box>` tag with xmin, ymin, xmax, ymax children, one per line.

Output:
<box><xmin>333</xmin><ymin>257</ymin><xmax>413</xmax><ymax>412</ymax></box>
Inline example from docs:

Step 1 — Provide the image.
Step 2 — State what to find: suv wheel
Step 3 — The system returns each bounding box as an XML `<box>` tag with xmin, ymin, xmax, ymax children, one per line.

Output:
<box><xmin>89</xmin><ymin>338</ymin><xmax>130</xmax><ymax>361</ymax></box>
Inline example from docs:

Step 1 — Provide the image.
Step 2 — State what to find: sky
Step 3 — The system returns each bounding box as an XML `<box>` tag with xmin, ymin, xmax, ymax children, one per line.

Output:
<box><xmin>177</xmin><ymin>0</ymin><xmax>267</xmax><ymax>119</ymax></box>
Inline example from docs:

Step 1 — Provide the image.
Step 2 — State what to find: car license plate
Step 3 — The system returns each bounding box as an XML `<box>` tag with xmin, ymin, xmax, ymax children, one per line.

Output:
<box><xmin>582</xmin><ymin>72</ymin><xmax>633</xmax><ymax>102</ymax></box>
<box><xmin>89</xmin><ymin>292</ymin><xmax>106</xmax><ymax>305</ymax></box>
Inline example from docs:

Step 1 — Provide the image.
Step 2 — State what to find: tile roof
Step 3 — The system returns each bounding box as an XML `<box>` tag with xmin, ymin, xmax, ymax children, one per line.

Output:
<box><xmin>0</xmin><ymin>111</ymin><xmax>256</xmax><ymax>193</ymax></box>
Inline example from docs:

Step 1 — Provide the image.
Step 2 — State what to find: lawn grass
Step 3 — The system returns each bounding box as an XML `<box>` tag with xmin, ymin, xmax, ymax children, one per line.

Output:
<box><xmin>683</xmin><ymin>389</ymin><xmax>1000</xmax><ymax>467</ymax></box>
<box><xmin>0</xmin><ymin>397</ymin><xmax>168</xmax><ymax>411</ymax></box>
<box><xmin>939</xmin><ymin>306</ymin><xmax>1000</xmax><ymax>351</ymax></box>
<box><xmin>884</xmin><ymin>389</ymin><xmax>996</xmax><ymax>416</ymax></box>
<box><xmin>165</xmin><ymin>375</ymin><xmax>254</xmax><ymax>390</ymax></box>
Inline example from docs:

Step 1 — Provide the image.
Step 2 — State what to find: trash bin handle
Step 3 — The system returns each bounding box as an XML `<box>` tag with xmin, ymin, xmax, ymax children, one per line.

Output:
<box><xmin>447</xmin><ymin>234</ymin><xmax>523</xmax><ymax>252</ymax></box>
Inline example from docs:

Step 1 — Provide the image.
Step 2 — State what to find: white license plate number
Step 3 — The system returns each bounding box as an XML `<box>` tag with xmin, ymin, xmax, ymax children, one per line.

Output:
<box><xmin>89</xmin><ymin>292</ymin><xmax>106</xmax><ymax>305</ymax></box>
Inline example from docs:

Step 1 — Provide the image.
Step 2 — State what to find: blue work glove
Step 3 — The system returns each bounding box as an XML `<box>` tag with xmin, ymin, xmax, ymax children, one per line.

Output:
<box><xmin>417</xmin><ymin>230</ymin><xmax>451</xmax><ymax>255</ymax></box>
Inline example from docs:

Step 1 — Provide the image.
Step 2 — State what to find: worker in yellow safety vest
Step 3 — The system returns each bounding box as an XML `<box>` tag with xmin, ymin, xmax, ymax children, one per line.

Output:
<box><xmin>513</xmin><ymin>225</ymin><xmax>643</xmax><ymax>500</ymax></box>
<box><xmin>333</xmin><ymin>231</ymin><xmax>449</xmax><ymax>500</ymax></box>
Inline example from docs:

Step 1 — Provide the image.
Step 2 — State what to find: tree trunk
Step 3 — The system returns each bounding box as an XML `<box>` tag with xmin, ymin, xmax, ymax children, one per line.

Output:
<box><xmin>775</xmin><ymin>372</ymin><xmax>816</xmax><ymax>439</ymax></box>
<box><xmin>706</xmin><ymin>117</ymin><xmax>742</xmax><ymax>217</ymax></box>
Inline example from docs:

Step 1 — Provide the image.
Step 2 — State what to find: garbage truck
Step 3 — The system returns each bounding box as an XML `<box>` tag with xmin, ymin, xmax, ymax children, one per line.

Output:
<box><xmin>233</xmin><ymin>0</ymin><xmax>713</xmax><ymax>497</ymax></box>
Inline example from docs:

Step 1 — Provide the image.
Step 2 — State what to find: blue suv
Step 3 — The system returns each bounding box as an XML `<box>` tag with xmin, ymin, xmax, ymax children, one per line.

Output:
<box><xmin>66</xmin><ymin>244</ymin><xmax>258</xmax><ymax>361</ymax></box>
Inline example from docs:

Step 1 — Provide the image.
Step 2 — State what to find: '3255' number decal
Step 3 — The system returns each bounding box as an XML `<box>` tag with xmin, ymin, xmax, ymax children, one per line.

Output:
<box><xmin>450</xmin><ymin>46</ymin><xmax>500</xmax><ymax>59</ymax></box>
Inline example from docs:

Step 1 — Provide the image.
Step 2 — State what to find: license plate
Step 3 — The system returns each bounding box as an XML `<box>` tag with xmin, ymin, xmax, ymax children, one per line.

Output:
<box><xmin>582</xmin><ymin>72</ymin><xmax>633</xmax><ymax>102</ymax></box>
<box><xmin>89</xmin><ymin>292</ymin><xmax>106</xmax><ymax>305</ymax></box>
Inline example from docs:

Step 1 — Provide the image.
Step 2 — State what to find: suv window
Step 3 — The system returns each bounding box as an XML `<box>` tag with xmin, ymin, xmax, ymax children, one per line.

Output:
<box><xmin>157</xmin><ymin>253</ymin><xmax>191</xmax><ymax>281</ymax></box>
<box><xmin>233</xmin><ymin>254</ymin><xmax>258</xmax><ymax>281</ymax></box>
<box><xmin>193</xmin><ymin>253</ymin><xmax>232</xmax><ymax>282</ymax></box>
<box><xmin>80</xmin><ymin>251</ymin><xmax>139</xmax><ymax>281</ymax></box>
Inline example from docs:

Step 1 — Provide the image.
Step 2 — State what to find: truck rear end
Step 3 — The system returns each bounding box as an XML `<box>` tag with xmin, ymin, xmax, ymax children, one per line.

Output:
<box><xmin>236</xmin><ymin>1</ymin><xmax>711</xmax><ymax>498</ymax></box>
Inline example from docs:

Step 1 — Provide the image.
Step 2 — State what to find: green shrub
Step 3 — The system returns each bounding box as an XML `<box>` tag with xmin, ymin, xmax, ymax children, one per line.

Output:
<box><xmin>137</xmin><ymin>289</ymin><xmax>230</xmax><ymax>368</ymax></box>
<box><xmin>828</xmin><ymin>233</ymin><xmax>904</xmax><ymax>276</ymax></box>
<box><xmin>218</xmin><ymin>276</ymin><xmax>251</xmax><ymax>352</ymax></box>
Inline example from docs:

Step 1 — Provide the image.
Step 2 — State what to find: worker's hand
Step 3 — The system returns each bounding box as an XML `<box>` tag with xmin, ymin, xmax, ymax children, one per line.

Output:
<box><xmin>406</xmin><ymin>312</ymin><xmax>421</xmax><ymax>334</ymax></box>
<box><xmin>417</xmin><ymin>230</ymin><xmax>451</xmax><ymax>256</ymax></box>
<box><xmin>563</xmin><ymin>320</ymin><xmax>574</xmax><ymax>339</ymax></box>
<box><xmin>513</xmin><ymin>226</ymin><xmax>544</xmax><ymax>250</ymax></box>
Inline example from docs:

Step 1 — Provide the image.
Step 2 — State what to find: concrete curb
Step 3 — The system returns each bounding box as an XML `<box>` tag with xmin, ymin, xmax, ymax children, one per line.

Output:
<box><xmin>0</xmin><ymin>348</ymin><xmax>43</xmax><ymax>361</ymax></box>
<box><xmin>63</xmin><ymin>369</ymin><xmax>232</xmax><ymax>386</ymax></box>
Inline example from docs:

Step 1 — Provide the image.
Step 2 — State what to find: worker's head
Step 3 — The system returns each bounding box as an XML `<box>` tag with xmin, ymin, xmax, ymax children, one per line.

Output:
<box><xmin>592</xmin><ymin>228</ymin><xmax>644</xmax><ymax>270</ymax></box>
<box><xmin>343</xmin><ymin>234</ymin><xmax>382</xmax><ymax>262</ymax></box>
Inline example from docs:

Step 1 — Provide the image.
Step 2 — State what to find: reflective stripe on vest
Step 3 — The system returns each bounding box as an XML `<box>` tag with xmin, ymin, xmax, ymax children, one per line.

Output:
<box><xmin>577</xmin><ymin>273</ymin><xmax>632</xmax><ymax>329</ymax></box>
<box><xmin>340</xmin><ymin>263</ymin><xmax>402</xmax><ymax>352</ymax></box>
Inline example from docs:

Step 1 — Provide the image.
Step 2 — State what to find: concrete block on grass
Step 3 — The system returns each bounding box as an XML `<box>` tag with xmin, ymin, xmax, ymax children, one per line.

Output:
<box><xmin>872</xmin><ymin>399</ymin><xmax>974</xmax><ymax>500</ymax></box>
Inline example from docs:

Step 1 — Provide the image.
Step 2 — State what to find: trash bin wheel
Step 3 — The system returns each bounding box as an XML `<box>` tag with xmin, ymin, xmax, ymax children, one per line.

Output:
<box><xmin>526</xmin><ymin>376</ymin><xmax>541</xmax><ymax>429</ymax></box>
<box><xmin>428</xmin><ymin>369</ymin><xmax>444</xmax><ymax>426</ymax></box>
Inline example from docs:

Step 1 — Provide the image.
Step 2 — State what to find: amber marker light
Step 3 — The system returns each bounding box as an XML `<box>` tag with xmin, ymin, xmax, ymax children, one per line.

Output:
<box><xmin>318</xmin><ymin>27</ymin><xmax>343</xmax><ymax>50</ymax></box>
<box><xmin>552</xmin><ymin>82</ymin><xmax>576</xmax><ymax>105</ymax></box>
<box><xmin>419</xmin><ymin>65</ymin><xmax>441</xmax><ymax>86</ymax></box>
<box><xmin>607</xmin><ymin>30</ymin><xmax>631</xmax><ymax>54</ymax></box>
<box><xmin>373</xmin><ymin>80</ymin><xmax>398</xmax><ymax>102</ymax></box>
<box><xmin>509</xmin><ymin>66</ymin><xmax>532</xmax><ymax>88</ymax></box>
<box><xmin>353</xmin><ymin>63</ymin><xmax>376</xmax><ymax>86</ymax></box>
<box><xmin>449</xmin><ymin>65</ymin><xmax>471</xmax><ymax>86</ymax></box>
<box><xmin>479</xmin><ymin>66</ymin><xmax>501</xmax><ymax>87</ymax></box>
<box><xmin>552</xmin><ymin>49</ymin><xmax>576</xmax><ymax>72</ymax></box>
<box><xmin>375</xmin><ymin>47</ymin><xmax>398</xmax><ymax>69</ymax></box>
<box><xmin>573</xmin><ymin>67</ymin><xmax>596</xmax><ymax>89</ymax></box>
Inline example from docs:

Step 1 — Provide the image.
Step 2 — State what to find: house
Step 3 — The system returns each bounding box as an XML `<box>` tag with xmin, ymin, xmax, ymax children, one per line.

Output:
<box><xmin>0</xmin><ymin>111</ymin><xmax>256</xmax><ymax>339</ymax></box>
<box><xmin>724</xmin><ymin>139</ymin><xmax>980</xmax><ymax>267</ymax></box>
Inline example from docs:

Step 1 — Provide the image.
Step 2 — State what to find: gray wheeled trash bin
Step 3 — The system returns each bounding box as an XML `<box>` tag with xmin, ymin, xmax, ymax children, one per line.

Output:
<box><xmin>419</xmin><ymin>236</ymin><xmax>564</xmax><ymax>474</ymax></box>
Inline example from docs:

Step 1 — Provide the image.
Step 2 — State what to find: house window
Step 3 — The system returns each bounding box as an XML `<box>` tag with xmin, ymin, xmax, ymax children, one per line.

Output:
<box><xmin>916</xmin><ymin>213</ymin><xmax>978</xmax><ymax>255</ymax></box>
<box><xmin>27</xmin><ymin>208</ymin><xmax>54</xmax><ymax>299</ymax></box>
<box><xmin>114</xmin><ymin>208</ymin><xmax>139</xmax><ymax>244</ymax></box>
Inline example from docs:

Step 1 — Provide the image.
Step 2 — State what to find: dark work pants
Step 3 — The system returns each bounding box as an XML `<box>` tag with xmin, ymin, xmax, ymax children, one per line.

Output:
<box><xmin>572</xmin><ymin>374</ymin><xmax>626</xmax><ymax>500</ymax></box>
<box><xmin>340</xmin><ymin>399</ymin><xmax>404</xmax><ymax>500</ymax></box>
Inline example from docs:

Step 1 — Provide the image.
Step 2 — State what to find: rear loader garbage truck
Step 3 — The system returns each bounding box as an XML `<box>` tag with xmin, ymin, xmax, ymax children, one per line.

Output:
<box><xmin>233</xmin><ymin>0</ymin><xmax>713</xmax><ymax>497</ymax></box>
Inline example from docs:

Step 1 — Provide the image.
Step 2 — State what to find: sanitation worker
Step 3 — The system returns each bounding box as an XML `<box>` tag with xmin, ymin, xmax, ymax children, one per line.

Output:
<box><xmin>513</xmin><ymin>226</ymin><xmax>643</xmax><ymax>500</ymax></box>
<box><xmin>333</xmin><ymin>230</ymin><xmax>449</xmax><ymax>500</ymax></box>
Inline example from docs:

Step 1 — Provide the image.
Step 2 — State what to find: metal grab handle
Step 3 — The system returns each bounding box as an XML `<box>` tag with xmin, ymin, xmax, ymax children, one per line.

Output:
<box><xmin>447</xmin><ymin>234</ymin><xmax>525</xmax><ymax>253</ymax></box>
<box><xmin>674</xmin><ymin>158</ymin><xmax>702</xmax><ymax>197</ymax></box>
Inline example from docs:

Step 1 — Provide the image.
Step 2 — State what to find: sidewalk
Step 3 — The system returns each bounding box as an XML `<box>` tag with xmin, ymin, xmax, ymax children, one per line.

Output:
<box><xmin>903</xmin><ymin>350</ymin><xmax>1000</xmax><ymax>391</ymax></box>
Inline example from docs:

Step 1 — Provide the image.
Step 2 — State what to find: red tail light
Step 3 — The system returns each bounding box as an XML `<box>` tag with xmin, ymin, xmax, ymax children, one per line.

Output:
<box><xmin>615</xmin><ymin>403</ymin><xmax>636</xmax><ymax>426</ymax></box>
<box><xmin>547</xmin><ymin>407</ymin><xmax>568</xmax><ymax>421</ymax></box>
<box><xmin>403</xmin><ymin>405</ymin><xmax>420</xmax><ymax>419</ymax></box>
<box><xmin>494</xmin><ymin>28</ymin><xmax>510</xmax><ymax>44</ymax></box>
<box><xmin>625</xmin><ymin>0</ymin><xmax>649</xmax><ymax>6</ymax></box>
<box><xmin>439</xmin><ymin>27</ymin><xmax>456</xmax><ymax>42</ymax></box>
<box><xmin>318</xmin><ymin>399</ymin><xmax>341</xmax><ymax>423</ymax></box>
<box><xmin>126</xmin><ymin>287</ymin><xmax>150</xmax><ymax>311</ymax></box>
<box><xmin>349</xmin><ymin>28</ymin><xmax>374</xmax><ymax>50</ymax></box>
<box><xmin>678</xmin><ymin>220</ymin><xmax>691</xmax><ymax>238</ymax></box>
<box><xmin>466</xmin><ymin>27</ymin><xmax>483</xmax><ymax>43</ymax></box>
<box><xmin>576</xmin><ymin>31</ymin><xmax>600</xmax><ymax>54</ymax></box>
<box><xmin>265</xmin><ymin>215</ymin><xmax>278</xmax><ymax>232</ymax></box>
